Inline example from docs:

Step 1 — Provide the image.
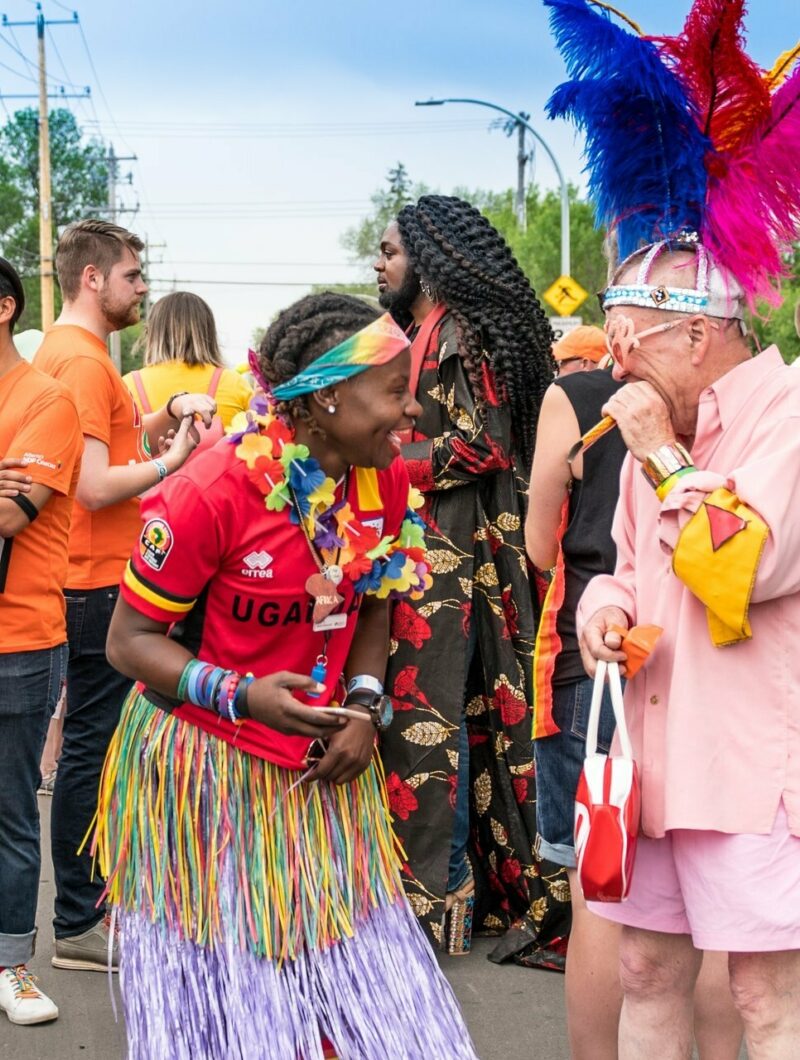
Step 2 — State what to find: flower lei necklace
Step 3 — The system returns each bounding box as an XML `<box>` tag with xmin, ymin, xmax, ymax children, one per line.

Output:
<box><xmin>228</xmin><ymin>399</ymin><xmax>432</xmax><ymax>602</ymax></box>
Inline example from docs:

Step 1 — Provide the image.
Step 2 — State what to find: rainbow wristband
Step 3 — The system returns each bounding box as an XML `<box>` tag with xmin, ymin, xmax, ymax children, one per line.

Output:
<box><xmin>656</xmin><ymin>465</ymin><xmax>697</xmax><ymax>501</ymax></box>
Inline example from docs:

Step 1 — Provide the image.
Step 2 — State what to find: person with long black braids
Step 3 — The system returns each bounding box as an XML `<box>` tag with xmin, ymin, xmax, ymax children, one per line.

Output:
<box><xmin>90</xmin><ymin>292</ymin><xmax>478</xmax><ymax>1059</ymax></box>
<box><xmin>374</xmin><ymin>195</ymin><xmax>571</xmax><ymax>966</ymax></box>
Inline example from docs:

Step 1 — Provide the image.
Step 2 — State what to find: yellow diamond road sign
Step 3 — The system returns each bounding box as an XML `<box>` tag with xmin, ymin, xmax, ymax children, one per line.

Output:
<box><xmin>543</xmin><ymin>275</ymin><xmax>588</xmax><ymax>317</ymax></box>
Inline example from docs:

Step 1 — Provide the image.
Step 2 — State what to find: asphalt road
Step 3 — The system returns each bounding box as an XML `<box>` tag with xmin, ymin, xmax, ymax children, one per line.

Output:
<box><xmin>0</xmin><ymin>797</ymin><xmax>570</xmax><ymax>1060</ymax></box>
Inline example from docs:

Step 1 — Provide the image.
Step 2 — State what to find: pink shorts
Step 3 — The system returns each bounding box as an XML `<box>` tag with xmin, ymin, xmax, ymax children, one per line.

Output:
<box><xmin>589</xmin><ymin>802</ymin><xmax>800</xmax><ymax>951</ymax></box>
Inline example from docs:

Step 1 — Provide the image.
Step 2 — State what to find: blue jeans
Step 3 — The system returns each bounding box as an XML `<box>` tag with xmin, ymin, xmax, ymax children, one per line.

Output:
<box><xmin>534</xmin><ymin>677</ymin><xmax>617</xmax><ymax>869</ymax></box>
<box><xmin>0</xmin><ymin>643</ymin><xmax>67</xmax><ymax>965</ymax></box>
<box><xmin>447</xmin><ymin>622</ymin><xmax>477</xmax><ymax>892</ymax></box>
<box><xmin>51</xmin><ymin>586</ymin><xmax>131</xmax><ymax>938</ymax></box>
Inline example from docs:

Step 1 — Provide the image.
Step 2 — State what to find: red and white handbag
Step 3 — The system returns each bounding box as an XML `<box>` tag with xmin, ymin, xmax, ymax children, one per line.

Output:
<box><xmin>574</xmin><ymin>660</ymin><xmax>640</xmax><ymax>902</ymax></box>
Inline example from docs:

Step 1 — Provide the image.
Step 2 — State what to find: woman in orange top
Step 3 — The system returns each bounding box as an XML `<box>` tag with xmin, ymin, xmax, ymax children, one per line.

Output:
<box><xmin>124</xmin><ymin>292</ymin><xmax>252</xmax><ymax>429</ymax></box>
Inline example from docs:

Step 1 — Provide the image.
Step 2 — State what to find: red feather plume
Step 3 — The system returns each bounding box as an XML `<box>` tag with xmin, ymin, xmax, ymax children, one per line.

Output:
<box><xmin>652</xmin><ymin>0</ymin><xmax>770</xmax><ymax>153</ymax></box>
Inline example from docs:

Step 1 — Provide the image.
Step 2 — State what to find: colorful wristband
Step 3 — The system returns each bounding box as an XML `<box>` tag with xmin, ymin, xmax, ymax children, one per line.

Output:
<box><xmin>656</xmin><ymin>465</ymin><xmax>697</xmax><ymax>501</ymax></box>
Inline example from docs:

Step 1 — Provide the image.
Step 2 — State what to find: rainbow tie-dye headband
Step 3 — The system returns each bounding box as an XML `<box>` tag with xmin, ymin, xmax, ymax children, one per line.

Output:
<box><xmin>271</xmin><ymin>313</ymin><xmax>410</xmax><ymax>400</ymax></box>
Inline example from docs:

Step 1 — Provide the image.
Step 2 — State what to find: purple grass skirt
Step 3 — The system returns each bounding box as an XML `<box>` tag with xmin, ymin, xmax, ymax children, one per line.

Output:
<box><xmin>118</xmin><ymin>899</ymin><xmax>476</xmax><ymax>1060</ymax></box>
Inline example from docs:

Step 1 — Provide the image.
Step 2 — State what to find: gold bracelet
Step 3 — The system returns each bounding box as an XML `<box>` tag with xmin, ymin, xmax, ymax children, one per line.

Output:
<box><xmin>641</xmin><ymin>442</ymin><xmax>693</xmax><ymax>489</ymax></box>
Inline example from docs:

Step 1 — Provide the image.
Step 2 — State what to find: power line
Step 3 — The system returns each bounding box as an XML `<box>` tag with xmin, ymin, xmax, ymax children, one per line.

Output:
<box><xmin>146</xmin><ymin>278</ymin><xmax>363</xmax><ymax>288</ymax></box>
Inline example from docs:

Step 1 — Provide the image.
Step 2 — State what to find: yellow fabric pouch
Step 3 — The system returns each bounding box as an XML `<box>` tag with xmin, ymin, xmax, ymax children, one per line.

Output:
<box><xmin>672</xmin><ymin>487</ymin><xmax>768</xmax><ymax>646</ymax></box>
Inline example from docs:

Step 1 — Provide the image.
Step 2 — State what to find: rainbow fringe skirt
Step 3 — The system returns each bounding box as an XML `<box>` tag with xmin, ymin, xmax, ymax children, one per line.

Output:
<box><xmin>92</xmin><ymin>690</ymin><xmax>476</xmax><ymax>1059</ymax></box>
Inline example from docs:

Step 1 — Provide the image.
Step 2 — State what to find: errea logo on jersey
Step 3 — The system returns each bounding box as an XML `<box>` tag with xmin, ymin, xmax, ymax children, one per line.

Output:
<box><xmin>241</xmin><ymin>550</ymin><xmax>274</xmax><ymax>579</ymax></box>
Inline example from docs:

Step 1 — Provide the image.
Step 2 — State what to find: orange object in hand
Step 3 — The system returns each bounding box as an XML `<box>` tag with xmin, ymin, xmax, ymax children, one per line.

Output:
<box><xmin>609</xmin><ymin>624</ymin><xmax>663</xmax><ymax>679</ymax></box>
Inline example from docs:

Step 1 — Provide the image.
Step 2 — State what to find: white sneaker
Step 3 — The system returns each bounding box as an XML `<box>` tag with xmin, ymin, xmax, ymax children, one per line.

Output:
<box><xmin>0</xmin><ymin>966</ymin><xmax>59</xmax><ymax>1025</ymax></box>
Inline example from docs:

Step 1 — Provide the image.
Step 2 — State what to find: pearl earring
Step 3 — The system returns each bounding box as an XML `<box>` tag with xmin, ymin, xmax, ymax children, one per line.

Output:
<box><xmin>327</xmin><ymin>404</ymin><xmax>336</xmax><ymax>414</ymax></box>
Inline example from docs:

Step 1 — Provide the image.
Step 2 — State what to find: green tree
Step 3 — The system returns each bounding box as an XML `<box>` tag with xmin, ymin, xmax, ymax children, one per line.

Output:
<box><xmin>341</xmin><ymin>168</ymin><xmax>606</xmax><ymax>323</ymax></box>
<box><xmin>0</xmin><ymin>108</ymin><xmax>108</xmax><ymax>329</ymax></box>
<box><xmin>749</xmin><ymin>246</ymin><xmax>800</xmax><ymax>364</ymax></box>
<box><xmin>342</xmin><ymin>162</ymin><xmax>430</xmax><ymax>265</ymax></box>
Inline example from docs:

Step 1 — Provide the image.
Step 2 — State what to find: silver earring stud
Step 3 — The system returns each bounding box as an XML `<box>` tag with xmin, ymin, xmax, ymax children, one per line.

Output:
<box><xmin>327</xmin><ymin>404</ymin><xmax>336</xmax><ymax>414</ymax></box>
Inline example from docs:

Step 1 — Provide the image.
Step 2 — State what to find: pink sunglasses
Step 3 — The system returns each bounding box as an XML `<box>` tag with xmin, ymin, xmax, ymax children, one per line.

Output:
<box><xmin>604</xmin><ymin>317</ymin><xmax>683</xmax><ymax>363</ymax></box>
<box><xmin>605</xmin><ymin>314</ymin><xmax>721</xmax><ymax>364</ymax></box>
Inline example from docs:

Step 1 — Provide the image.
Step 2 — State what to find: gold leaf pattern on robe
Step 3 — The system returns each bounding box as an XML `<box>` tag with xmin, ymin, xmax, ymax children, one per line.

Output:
<box><xmin>547</xmin><ymin>879</ymin><xmax>572</xmax><ymax>903</ymax></box>
<box><xmin>475</xmin><ymin>769</ymin><xmax>492</xmax><ymax>815</ymax></box>
<box><xmin>407</xmin><ymin>893</ymin><xmax>434</xmax><ymax>917</ymax></box>
<box><xmin>465</xmin><ymin>695</ymin><xmax>486</xmax><ymax>716</ymax></box>
<box><xmin>475</xmin><ymin>562</ymin><xmax>499</xmax><ymax>587</ymax></box>
<box><xmin>496</xmin><ymin>512</ymin><xmax>521</xmax><ymax>532</ymax></box>
<box><xmin>446</xmin><ymin>749</ymin><xmax>459</xmax><ymax>770</ymax></box>
<box><xmin>491</xmin><ymin>818</ymin><xmax>509</xmax><ymax>847</ymax></box>
<box><xmin>417</xmin><ymin>600</ymin><xmax>444</xmax><ymax>618</ymax></box>
<box><xmin>406</xmin><ymin>772</ymin><xmax>431</xmax><ymax>789</ymax></box>
<box><xmin>402</xmin><ymin>721</ymin><xmax>450</xmax><ymax>747</ymax></box>
<box><xmin>427</xmin><ymin>549</ymin><xmax>463</xmax><ymax>574</ymax></box>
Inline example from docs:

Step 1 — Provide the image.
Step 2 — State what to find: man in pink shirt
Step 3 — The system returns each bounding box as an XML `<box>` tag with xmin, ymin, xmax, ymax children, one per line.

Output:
<box><xmin>578</xmin><ymin>241</ymin><xmax>800</xmax><ymax>1058</ymax></box>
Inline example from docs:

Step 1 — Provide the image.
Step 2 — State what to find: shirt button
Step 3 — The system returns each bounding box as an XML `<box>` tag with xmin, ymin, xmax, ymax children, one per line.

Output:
<box><xmin>650</xmin><ymin>695</ymin><xmax>659</xmax><ymax>705</ymax></box>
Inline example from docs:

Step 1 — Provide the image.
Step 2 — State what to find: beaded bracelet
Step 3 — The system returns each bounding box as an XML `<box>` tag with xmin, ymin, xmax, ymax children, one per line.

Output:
<box><xmin>178</xmin><ymin>659</ymin><xmax>245</xmax><ymax>720</ymax></box>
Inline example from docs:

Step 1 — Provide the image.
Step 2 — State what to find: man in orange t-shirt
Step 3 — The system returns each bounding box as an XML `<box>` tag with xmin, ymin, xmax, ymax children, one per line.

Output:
<box><xmin>34</xmin><ymin>220</ymin><xmax>216</xmax><ymax>973</ymax></box>
<box><xmin>0</xmin><ymin>259</ymin><xmax>82</xmax><ymax>1026</ymax></box>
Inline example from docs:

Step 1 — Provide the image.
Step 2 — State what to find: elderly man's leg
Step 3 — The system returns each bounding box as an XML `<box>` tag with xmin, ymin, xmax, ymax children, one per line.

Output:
<box><xmin>728</xmin><ymin>950</ymin><xmax>800</xmax><ymax>1059</ymax></box>
<box><xmin>693</xmin><ymin>951</ymin><xmax>743</xmax><ymax>1060</ymax></box>
<box><xmin>618</xmin><ymin>926</ymin><xmax>702</xmax><ymax>1060</ymax></box>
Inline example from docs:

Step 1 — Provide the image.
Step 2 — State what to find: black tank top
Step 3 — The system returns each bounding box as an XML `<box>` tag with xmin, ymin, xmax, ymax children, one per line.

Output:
<box><xmin>553</xmin><ymin>369</ymin><xmax>627</xmax><ymax>685</ymax></box>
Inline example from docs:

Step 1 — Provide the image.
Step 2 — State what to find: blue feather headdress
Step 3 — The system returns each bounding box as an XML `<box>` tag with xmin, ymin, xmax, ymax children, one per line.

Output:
<box><xmin>545</xmin><ymin>0</ymin><xmax>710</xmax><ymax>259</ymax></box>
<box><xmin>544</xmin><ymin>0</ymin><xmax>800</xmax><ymax>309</ymax></box>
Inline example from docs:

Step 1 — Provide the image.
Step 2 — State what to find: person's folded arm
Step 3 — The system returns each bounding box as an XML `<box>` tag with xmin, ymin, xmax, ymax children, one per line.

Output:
<box><xmin>403</xmin><ymin>350</ymin><xmax>512</xmax><ymax>493</ymax></box>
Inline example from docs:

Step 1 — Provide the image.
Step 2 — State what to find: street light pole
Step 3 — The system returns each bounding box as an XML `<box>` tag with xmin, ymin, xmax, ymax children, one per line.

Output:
<box><xmin>415</xmin><ymin>97</ymin><xmax>571</xmax><ymax>277</ymax></box>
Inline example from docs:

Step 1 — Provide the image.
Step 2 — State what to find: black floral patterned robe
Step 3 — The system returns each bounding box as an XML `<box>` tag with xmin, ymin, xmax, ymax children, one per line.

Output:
<box><xmin>380</xmin><ymin>307</ymin><xmax>571</xmax><ymax>968</ymax></box>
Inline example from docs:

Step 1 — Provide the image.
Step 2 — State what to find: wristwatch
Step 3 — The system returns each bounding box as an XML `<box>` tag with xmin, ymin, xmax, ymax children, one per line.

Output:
<box><xmin>343</xmin><ymin>689</ymin><xmax>394</xmax><ymax>732</ymax></box>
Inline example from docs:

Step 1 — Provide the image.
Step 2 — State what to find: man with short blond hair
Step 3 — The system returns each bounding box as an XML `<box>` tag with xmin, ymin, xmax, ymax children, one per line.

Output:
<box><xmin>35</xmin><ymin>219</ymin><xmax>216</xmax><ymax>971</ymax></box>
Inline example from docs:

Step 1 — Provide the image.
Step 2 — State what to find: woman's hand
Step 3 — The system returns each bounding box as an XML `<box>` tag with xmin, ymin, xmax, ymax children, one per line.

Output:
<box><xmin>246</xmin><ymin>671</ymin><xmax>348</xmax><ymax>739</ymax></box>
<box><xmin>309</xmin><ymin>712</ymin><xmax>376</xmax><ymax>784</ymax></box>
<box><xmin>171</xmin><ymin>393</ymin><xmax>217</xmax><ymax>428</ymax></box>
<box><xmin>160</xmin><ymin>416</ymin><xmax>202</xmax><ymax>473</ymax></box>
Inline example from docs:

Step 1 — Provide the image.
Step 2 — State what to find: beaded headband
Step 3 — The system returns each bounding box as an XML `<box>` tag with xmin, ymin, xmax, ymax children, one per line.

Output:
<box><xmin>602</xmin><ymin>239</ymin><xmax>746</xmax><ymax>320</ymax></box>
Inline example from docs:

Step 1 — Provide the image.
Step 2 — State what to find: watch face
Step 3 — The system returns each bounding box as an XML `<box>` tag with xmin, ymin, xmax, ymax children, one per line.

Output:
<box><xmin>376</xmin><ymin>695</ymin><xmax>394</xmax><ymax>730</ymax></box>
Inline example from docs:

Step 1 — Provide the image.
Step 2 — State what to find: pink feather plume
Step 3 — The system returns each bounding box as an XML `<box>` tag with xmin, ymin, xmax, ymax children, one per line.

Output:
<box><xmin>702</xmin><ymin>66</ymin><xmax>800</xmax><ymax>307</ymax></box>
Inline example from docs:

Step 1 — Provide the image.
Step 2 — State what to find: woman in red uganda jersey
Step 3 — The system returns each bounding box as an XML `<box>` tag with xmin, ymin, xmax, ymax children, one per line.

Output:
<box><xmin>91</xmin><ymin>293</ymin><xmax>477</xmax><ymax>1060</ymax></box>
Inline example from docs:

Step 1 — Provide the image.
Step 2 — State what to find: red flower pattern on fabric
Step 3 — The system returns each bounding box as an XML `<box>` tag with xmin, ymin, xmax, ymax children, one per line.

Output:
<box><xmin>494</xmin><ymin>681</ymin><xmax>528</xmax><ymax>727</ymax></box>
<box><xmin>392</xmin><ymin>601</ymin><xmax>432</xmax><ymax>649</ymax></box>
<box><xmin>392</xmin><ymin>665</ymin><xmax>432</xmax><ymax>708</ymax></box>
<box><xmin>386</xmin><ymin>772</ymin><xmax>419</xmax><ymax>820</ymax></box>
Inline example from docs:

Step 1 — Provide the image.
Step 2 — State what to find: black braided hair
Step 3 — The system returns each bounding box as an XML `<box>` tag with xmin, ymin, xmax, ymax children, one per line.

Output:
<box><xmin>258</xmin><ymin>291</ymin><xmax>380</xmax><ymax>435</ymax></box>
<box><xmin>396</xmin><ymin>195</ymin><xmax>555</xmax><ymax>468</ymax></box>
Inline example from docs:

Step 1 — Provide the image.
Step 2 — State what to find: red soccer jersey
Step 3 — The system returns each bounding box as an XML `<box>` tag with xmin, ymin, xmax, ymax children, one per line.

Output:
<box><xmin>121</xmin><ymin>436</ymin><xmax>409</xmax><ymax>768</ymax></box>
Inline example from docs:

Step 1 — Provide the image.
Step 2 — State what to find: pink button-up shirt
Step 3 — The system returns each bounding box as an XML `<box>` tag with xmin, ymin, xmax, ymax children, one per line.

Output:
<box><xmin>578</xmin><ymin>347</ymin><xmax>800</xmax><ymax>838</ymax></box>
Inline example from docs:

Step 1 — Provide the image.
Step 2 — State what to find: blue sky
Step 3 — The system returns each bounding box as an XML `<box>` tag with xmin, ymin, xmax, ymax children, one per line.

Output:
<box><xmin>1</xmin><ymin>0</ymin><xmax>797</xmax><ymax>356</ymax></box>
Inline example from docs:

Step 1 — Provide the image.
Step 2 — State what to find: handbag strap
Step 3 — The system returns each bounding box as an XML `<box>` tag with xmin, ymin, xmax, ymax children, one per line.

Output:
<box><xmin>131</xmin><ymin>370</ymin><xmax>153</xmax><ymax>414</ymax></box>
<box><xmin>207</xmin><ymin>366</ymin><xmax>223</xmax><ymax>399</ymax></box>
<box><xmin>586</xmin><ymin>660</ymin><xmax>632</xmax><ymax>760</ymax></box>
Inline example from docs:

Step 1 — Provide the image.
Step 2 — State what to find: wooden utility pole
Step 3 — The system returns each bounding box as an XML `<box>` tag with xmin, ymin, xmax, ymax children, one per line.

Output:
<box><xmin>1</xmin><ymin>5</ymin><xmax>86</xmax><ymax>330</ymax></box>
<box><xmin>36</xmin><ymin>10</ymin><xmax>54</xmax><ymax>328</ymax></box>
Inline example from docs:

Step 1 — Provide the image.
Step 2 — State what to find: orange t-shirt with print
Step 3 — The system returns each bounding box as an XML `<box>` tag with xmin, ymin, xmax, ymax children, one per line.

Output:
<box><xmin>34</xmin><ymin>325</ymin><xmax>149</xmax><ymax>590</ymax></box>
<box><xmin>0</xmin><ymin>361</ymin><xmax>83</xmax><ymax>651</ymax></box>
